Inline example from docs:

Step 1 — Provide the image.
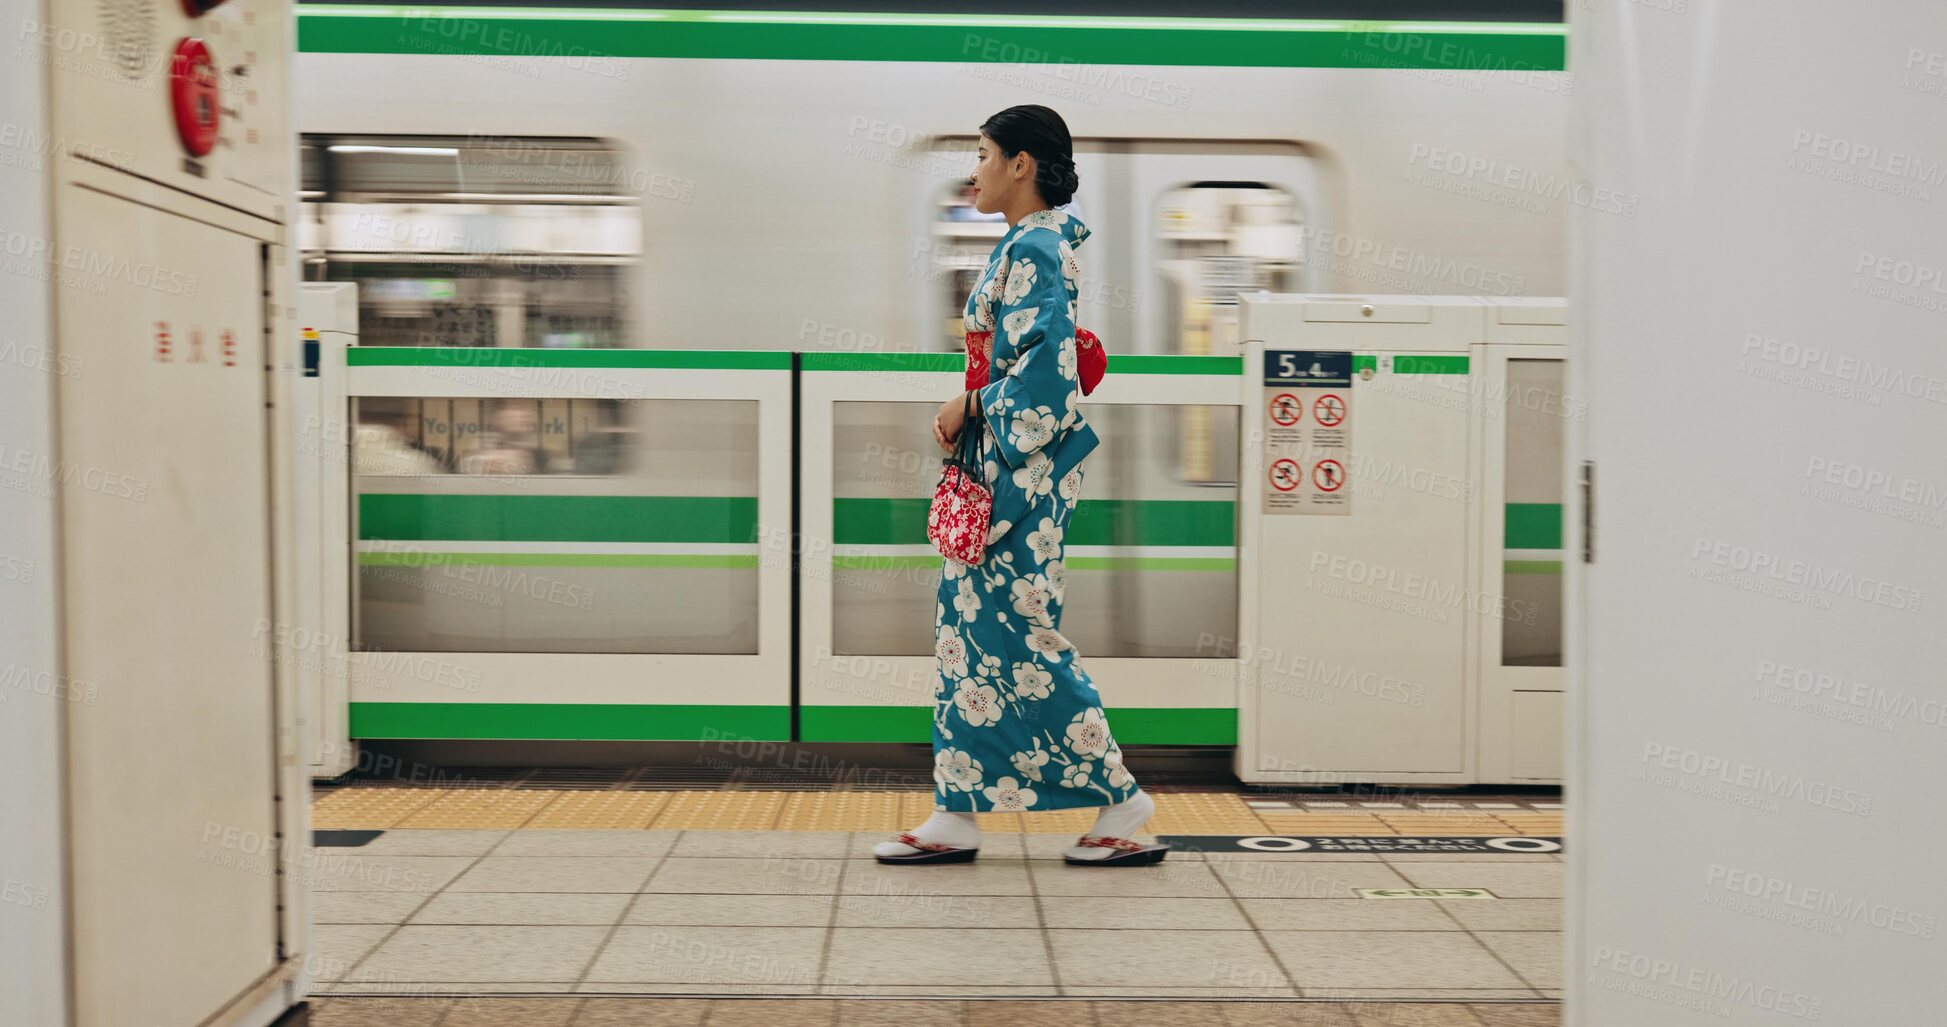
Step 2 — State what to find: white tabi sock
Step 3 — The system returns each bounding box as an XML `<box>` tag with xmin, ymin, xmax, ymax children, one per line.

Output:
<box><xmin>873</xmin><ymin>810</ymin><xmax>981</xmax><ymax>857</ymax></box>
<box><xmin>1064</xmin><ymin>789</ymin><xmax>1157</xmax><ymax>861</ymax></box>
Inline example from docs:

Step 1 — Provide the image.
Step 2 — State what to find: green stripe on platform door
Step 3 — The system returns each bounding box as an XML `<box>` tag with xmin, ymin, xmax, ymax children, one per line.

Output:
<box><xmin>833</xmin><ymin>498</ymin><xmax>1235</xmax><ymax>548</ymax></box>
<box><xmin>800</xmin><ymin>353</ymin><xmax>1242</xmax><ymax>375</ymax></box>
<box><xmin>358</xmin><ymin>495</ymin><xmax>759</xmax><ymax>543</ymax></box>
<box><xmin>1505</xmin><ymin>503</ymin><xmax>1563</xmax><ymax>550</ymax></box>
<box><xmin>1393</xmin><ymin>354</ymin><xmax>1470</xmax><ymax>375</ymax></box>
<box><xmin>357</xmin><ymin>551</ymin><xmax>758</xmax><ymax>569</ymax></box>
<box><xmin>297</xmin><ymin>8</ymin><xmax>1567</xmax><ymax>71</ymax></box>
<box><xmin>345</xmin><ymin>347</ymin><xmax>790</xmax><ymax>369</ymax></box>
<box><xmin>349</xmin><ymin>702</ymin><xmax>791</xmax><ymax>740</ymax></box>
<box><xmin>799</xmin><ymin>706</ymin><xmax>1237</xmax><ymax>745</ymax></box>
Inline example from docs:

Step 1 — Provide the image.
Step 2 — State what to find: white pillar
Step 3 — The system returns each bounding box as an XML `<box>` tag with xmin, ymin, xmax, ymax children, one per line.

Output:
<box><xmin>1569</xmin><ymin>3</ymin><xmax>1947</xmax><ymax>1023</ymax></box>
<box><xmin>0</xmin><ymin>0</ymin><xmax>70</xmax><ymax>1022</ymax></box>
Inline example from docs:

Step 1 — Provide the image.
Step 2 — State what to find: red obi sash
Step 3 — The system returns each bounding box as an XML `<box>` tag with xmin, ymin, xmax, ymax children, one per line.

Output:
<box><xmin>963</xmin><ymin>328</ymin><xmax>1106</xmax><ymax>395</ymax></box>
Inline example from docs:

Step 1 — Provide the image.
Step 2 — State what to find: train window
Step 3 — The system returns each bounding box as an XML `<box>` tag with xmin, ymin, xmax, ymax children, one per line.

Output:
<box><xmin>349</xmin><ymin>396</ymin><xmax>760</xmax><ymax>655</ymax></box>
<box><xmin>929</xmin><ymin>178</ymin><xmax>1009</xmax><ymax>351</ymax></box>
<box><xmin>300</xmin><ymin>134</ymin><xmax>639</xmax><ymax>348</ymax></box>
<box><xmin>1502</xmin><ymin>359</ymin><xmax>1567</xmax><ymax>667</ymax></box>
<box><xmin>1154</xmin><ymin>183</ymin><xmax>1303</xmax><ymax>357</ymax></box>
<box><xmin>829</xmin><ymin>401</ymin><xmax>1238</xmax><ymax>658</ymax></box>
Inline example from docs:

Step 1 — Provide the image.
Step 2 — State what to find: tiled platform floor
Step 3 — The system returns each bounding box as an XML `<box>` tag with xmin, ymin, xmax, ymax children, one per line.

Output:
<box><xmin>308</xmin><ymin>830</ymin><xmax>1563</xmax><ymax>1001</ymax></box>
<box><xmin>311</xmin><ymin>996</ymin><xmax>1564</xmax><ymax>1026</ymax></box>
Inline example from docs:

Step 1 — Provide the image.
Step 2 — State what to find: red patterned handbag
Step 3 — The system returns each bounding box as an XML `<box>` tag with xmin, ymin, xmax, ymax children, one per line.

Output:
<box><xmin>927</xmin><ymin>392</ymin><xmax>994</xmax><ymax>566</ymax></box>
<box><xmin>964</xmin><ymin>328</ymin><xmax>1106</xmax><ymax>395</ymax></box>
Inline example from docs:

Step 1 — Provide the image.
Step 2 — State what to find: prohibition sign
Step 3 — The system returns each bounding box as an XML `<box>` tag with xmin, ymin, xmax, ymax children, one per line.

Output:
<box><xmin>1313</xmin><ymin>393</ymin><xmax>1347</xmax><ymax>427</ymax></box>
<box><xmin>1313</xmin><ymin>459</ymin><xmax>1345</xmax><ymax>492</ymax></box>
<box><xmin>1269</xmin><ymin>458</ymin><xmax>1303</xmax><ymax>492</ymax></box>
<box><xmin>1269</xmin><ymin>393</ymin><xmax>1302</xmax><ymax>426</ymax></box>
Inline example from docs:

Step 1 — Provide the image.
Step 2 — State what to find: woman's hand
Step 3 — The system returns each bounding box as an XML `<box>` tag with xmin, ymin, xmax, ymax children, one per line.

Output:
<box><xmin>934</xmin><ymin>391</ymin><xmax>978</xmax><ymax>455</ymax></box>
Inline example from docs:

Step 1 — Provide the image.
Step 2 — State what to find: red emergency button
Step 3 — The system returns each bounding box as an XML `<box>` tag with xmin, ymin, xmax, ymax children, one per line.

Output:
<box><xmin>170</xmin><ymin>38</ymin><xmax>219</xmax><ymax>157</ymax></box>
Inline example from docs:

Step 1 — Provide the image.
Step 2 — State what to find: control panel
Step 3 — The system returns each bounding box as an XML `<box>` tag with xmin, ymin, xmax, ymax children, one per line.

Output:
<box><xmin>39</xmin><ymin>0</ymin><xmax>287</xmax><ymax>220</ymax></box>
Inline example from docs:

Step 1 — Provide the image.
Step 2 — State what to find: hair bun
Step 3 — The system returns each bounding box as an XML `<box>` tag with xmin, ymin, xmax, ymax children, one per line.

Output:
<box><xmin>1043</xmin><ymin>156</ymin><xmax>1080</xmax><ymax>204</ymax></box>
<box><xmin>980</xmin><ymin>105</ymin><xmax>1079</xmax><ymax>206</ymax></box>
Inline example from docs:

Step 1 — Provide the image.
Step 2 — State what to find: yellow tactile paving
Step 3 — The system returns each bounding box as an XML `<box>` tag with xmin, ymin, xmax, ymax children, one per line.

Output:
<box><xmin>525</xmin><ymin>791</ymin><xmax>671</xmax><ymax>830</ymax></box>
<box><xmin>310</xmin><ymin>785</ymin><xmax>1562</xmax><ymax>835</ymax></box>
<box><xmin>1378</xmin><ymin>816</ymin><xmax>1517</xmax><ymax>832</ymax></box>
<box><xmin>647</xmin><ymin>791</ymin><xmax>790</xmax><ymax>830</ymax></box>
<box><xmin>391</xmin><ymin>789</ymin><xmax>565</xmax><ymax>829</ymax></box>
<box><xmin>1255</xmin><ymin>815</ymin><xmax>1392</xmax><ymax>834</ymax></box>
<box><xmin>1020</xmin><ymin>808</ymin><xmax>1099</xmax><ymax>833</ymax></box>
<box><xmin>310</xmin><ymin>788</ymin><xmax>439</xmax><ymax>829</ymax></box>
<box><xmin>776</xmin><ymin>792</ymin><xmax>909</xmax><ymax>832</ymax></box>
<box><xmin>901</xmin><ymin>792</ymin><xmax>938</xmax><ymax>822</ymax></box>
<box><xmin>1147</xmin><ymin>792</ymin><xmax>1274</xmax><ymax>835</ymax></box>
<box><xmin>1496</xmin><ymin>814</ymin><xmax>1564</xmax><ymax>827</ymax></box>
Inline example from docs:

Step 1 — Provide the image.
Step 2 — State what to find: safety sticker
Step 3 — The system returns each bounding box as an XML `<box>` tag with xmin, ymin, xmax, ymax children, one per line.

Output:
<box><xmin>1261</xmin><ymin>350</ymin><xmax>1352</xmax><ymax>516</ymax></box>
<box><xmin>1312</xmin><ymin>459</ymin><xmax>1345</xmax><ymax>492</ymax></box>
<box><xmin>1269</xmin><ymin>392</ymin><xmax>1303</xmax><ymax>426</ymax></box>
<box><xmin>1269</xmin><ymin>457</ymin><xmax>1303</xmax><ymax>492</ymax></box>
<box><xmin>1313</xmin><ymin>393</ymin><xmax>1346</xmax><ymax>426</ymax></box>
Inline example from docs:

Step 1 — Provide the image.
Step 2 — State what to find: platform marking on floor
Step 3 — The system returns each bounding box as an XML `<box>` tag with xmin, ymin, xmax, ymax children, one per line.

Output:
<box><xmin>1359</xmin><ymin>888</ymin><xmax>1497</xmax><ymax>900</ymax></box>
<box><xmin>313</xmin><ymin>829</ymin><xmax>383</xmax><ymax>848</ymax></box>
<box><xmin>1155</xmin><ymin>835</ymin><xmax>1563</xmax><ymax>854</ymax></box>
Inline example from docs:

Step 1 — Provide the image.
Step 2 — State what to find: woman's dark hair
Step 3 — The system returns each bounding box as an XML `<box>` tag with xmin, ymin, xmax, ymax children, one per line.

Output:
<box><xmin>980</xmin><ymin>105</ymin><xmax>1079</xmax><ymax>207</ymax></box>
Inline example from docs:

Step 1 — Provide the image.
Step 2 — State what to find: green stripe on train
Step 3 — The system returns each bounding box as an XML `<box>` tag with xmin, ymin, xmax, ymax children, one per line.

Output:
<box><xmin>346</xmin><ymin>347</ymin><xmax>789</xmax><ymax>369</ymax></box>
<box><xmin>359</xmin><ymin>494</ymin><xmax>758</xmax><ymax>543</ymax></box>
<box><xmin>1505</xmin><ymin>502</ymin><xmax>1563</xmax><ymax>550</ymax></box>
<box><xmin>350</xmin><ymin>702</ymin><xmax>790</xmax><ymax>740</ymax></box>
<box><xmin>834</xmin><ymin>497</ymin><xmax>1234</xmax><ymax>547</ymax></box>
<box><xmin>297</xmin><ymin>8</ymin><xmax>1567</xmax><ymax>71</ymax></box>
<box><xmin>799</xmin><ymin>705</ymin><xmax>1236</xmax><ymax>744</ymax></box>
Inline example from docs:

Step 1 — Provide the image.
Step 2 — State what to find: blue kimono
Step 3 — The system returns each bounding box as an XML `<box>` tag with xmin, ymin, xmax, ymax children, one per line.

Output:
<box><xmin>932</xmin><ymin>209</ymin><xmax>1140</xmax><ymax>813</ymax></box>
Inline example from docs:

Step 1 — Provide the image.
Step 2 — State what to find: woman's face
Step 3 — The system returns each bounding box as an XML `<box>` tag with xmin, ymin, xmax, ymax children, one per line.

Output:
<box><xmin>970</xmin><ymin>134</ymin><xmax>1027</xmax><ymax>215</ymax></box>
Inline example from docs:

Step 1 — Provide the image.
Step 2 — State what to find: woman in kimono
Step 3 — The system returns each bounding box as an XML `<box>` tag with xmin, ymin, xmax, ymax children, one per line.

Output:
<box><xmin>873</xmin><ymin>106</ymin><xmax>1167</xmax><ymax>867</ymax></box>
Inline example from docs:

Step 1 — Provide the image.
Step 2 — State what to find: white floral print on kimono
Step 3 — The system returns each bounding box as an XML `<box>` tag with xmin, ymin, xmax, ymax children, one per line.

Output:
<box><xmin>932</xmin><ymin>209</ymin><xmax>1137</xmax><ymax>814</ymax></box>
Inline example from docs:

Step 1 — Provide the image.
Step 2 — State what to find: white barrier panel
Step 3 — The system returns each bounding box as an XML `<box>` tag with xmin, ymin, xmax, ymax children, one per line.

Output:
<box><xmin>1239</xmin><ymin>295</ymin><xmax>1566</xmax><ymax>785</ymax></box>
<box><xmin>338</xmin><ymin>348</ymin><xmax>794</xmax><ymax>743</ymax></box>
<box><xmin>798</xmin><ymin>352</ymin><xmax>1244</xmax><ymax>745</ymax></box>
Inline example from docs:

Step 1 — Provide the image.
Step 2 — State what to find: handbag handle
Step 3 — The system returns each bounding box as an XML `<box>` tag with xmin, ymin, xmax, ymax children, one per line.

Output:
<box><xmin>951</xmin><ymin>391</ymin><xmax>982</xmax><ymax>474</ymax></box>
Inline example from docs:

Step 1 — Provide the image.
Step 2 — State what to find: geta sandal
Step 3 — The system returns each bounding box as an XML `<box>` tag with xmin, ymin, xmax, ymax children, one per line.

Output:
<box><xmin>1062</xmin><ymin>835</ymin><xmax>1170</xmax><ymax>867</ymax></box>
<box><xmin>874</xmin><ymin>832</ymin><xmax>979</xmax><ymax>865</ymax></box>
